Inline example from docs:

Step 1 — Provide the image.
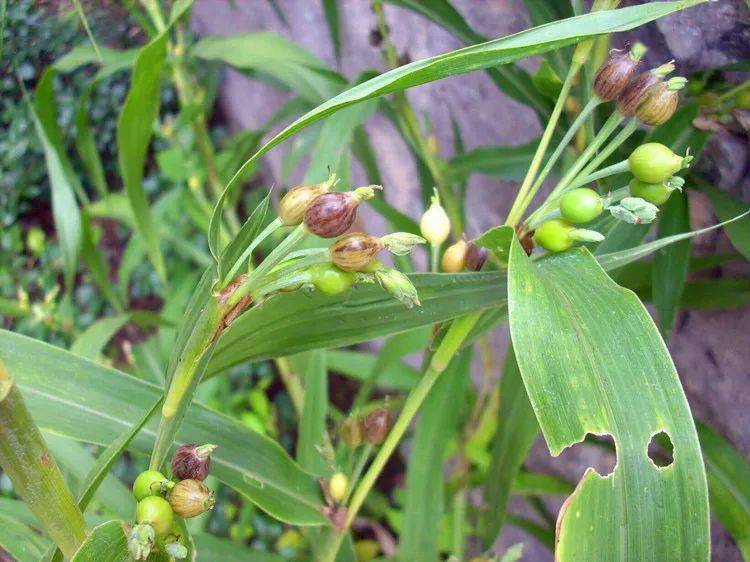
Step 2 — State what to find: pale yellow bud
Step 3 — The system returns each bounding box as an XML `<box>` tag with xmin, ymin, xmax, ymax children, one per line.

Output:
<box><xmin>420</xmin><ymin>190</ymin><xmax>450</xmax><ymax>246</ymax></box>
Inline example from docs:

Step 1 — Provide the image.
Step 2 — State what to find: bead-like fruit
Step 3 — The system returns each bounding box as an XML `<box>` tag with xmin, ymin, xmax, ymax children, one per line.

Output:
<box><xmin>593</xmin><ymin>43</ymin><xmax>645</xmax><ymax>102</ymax></box>
<box><xmin>133</xmin><ymin>470</ymin><xmax>169</xmax><ymax>501</ymax></box>
<box><xmin>304</xmin><ymin>185</ymin><xmax>379</xmax><ymax>238</ymax></box>
<box><xmin>341</xmin><ymin>416</ymin><xmax>363</xmax><ymax>449</ymax></box>
<box><xmin>171</xmin><ymin>443</ymin><xmax>216</xmax><ymax>481</ymax></box>
<box><xmin>465</xmin><ymin>242</ymin><xmax>489</xmax><ymax>271</ymax></box>
<box><xmin>329</xmin><ymin>472</ymin><xmax>348</xmax><ymax>503</ymax></box>
<box><xmin>617</xmin><ymin>62</ymin><xmax>674</xmax><ymax>117</ymax></box>
<box><xmin>309</xmin><ymin>264</ymin><xmax>355</xmax><ymax>296</ymax></box>
<box><xmin>363</xmin><ymin>408</ymin><xmax>390</xmax><ymax>444</ymax></box>
<box><xmin>628</xmin><ymin>143</ymin><xmax>684</xmax><ymax>183</ymax></box>
<box><xmin>441</xmin><ymin>240</ymin><xmax>468</xmax><ymax>272</ymax></box>
<box><xmin>559</xmin><ymin>188</ymin><xmax>604</xmax><ymax>224</ymax></box>
<box><xmin>629</xmin><ymin>178</ymin><xmax>673</xmax><ymax>206</ymax></box>
<box><xmin>634</xmin><ymin>77</ymin><xmax>687</xmax><ymax>126</ymax></box>
<box><xmin>279</xmin><ymin>182</ymin><xmax>331</xmax><ymax>226</ymax></box>
<box><xmin>420</xmin><ymin>191</ymin><xmax>451</xmax><ymax>246</ymax></box>
<box><xmin>533</xmin><ymin>219</ymin><xmax>574</xmax><ymax>253</ymax></box>
<box><xmin>136</xmin><ymin>496</ymin><xmax>174</xmax><ymax>537</ymax></box>
<box><xmin>168</xmin><ymin>479</ymin><xmax>215</xmax><ymax>519</ymax></box>
<box><xmin>329</xmin><ymin>232</ymin><xmax>383</xmax><ymax>272</ymax></box>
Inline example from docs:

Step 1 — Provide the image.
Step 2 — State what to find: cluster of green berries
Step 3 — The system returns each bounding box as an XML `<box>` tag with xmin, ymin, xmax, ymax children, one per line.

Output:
<box><xmin>128</xmin><ymin>444</ymin><xmax>217</xmax><ymax>560</ymax></box>
<box><xmin>277</xmin><ymin>173</ymin><xmax>424</xmax><ymax>307</ymax></box>
<box><xmin>531</xmin><ymin>44</ymin><xmax>691</xmax><ymax>254</ymax></box>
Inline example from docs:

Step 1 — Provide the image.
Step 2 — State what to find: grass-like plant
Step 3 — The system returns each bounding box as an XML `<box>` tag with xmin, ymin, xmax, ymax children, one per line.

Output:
<box><xmin>2</xmin><ymin>0</ymin><xmax>750</xmax><ymax>560</ymax></box>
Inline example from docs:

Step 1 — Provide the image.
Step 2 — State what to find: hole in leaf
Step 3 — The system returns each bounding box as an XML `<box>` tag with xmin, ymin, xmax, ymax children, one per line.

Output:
<box><xmin>557</xmin><ymin>433</ymin><xmax>617</xmax><ymax>478</ymax></box>
<box><xmin>648</xmin><ymin>431</ymin><xmax>674</xmax><ymax>468</ymax></box>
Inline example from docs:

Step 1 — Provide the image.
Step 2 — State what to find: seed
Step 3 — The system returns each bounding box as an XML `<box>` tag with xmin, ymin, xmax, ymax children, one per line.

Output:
<box><xmin>171</xmin><ymin>443</ymin><xmax>216</xmax><ymax>481</ymax></box>
<box><xmin>559</xmin><ymin>188</ymin><xmax>604</xmax><ymax>224</ymax></box>
<box><xmin>465</xmin><ymin>242</ymin><xmax>489</xmax><ymax>271</ymax></box>
<box><xmin>329</xmin><ymin>232</ymin><xmax>383</xmax><ymax>272</ymax></box>
<box><xmin>135</xmin><ymin>496</ymin><xmax>174</xmax><ymax>537</ymax></box>
<box><xmin>628</xmin><ymin>143</ymin><xmax>685</xmax><ymax>184</ymax></box>
<box><xmin>442</xmin><ymin>240</ymin><xmax>468</xmax><ymax>272</ymax></box>
<box><xmin>533</xmin><ymin>219</ymin><xmax>575</xmax><ymax>253</ymax></box>
<box><xmin>363</xmin><ymin>408</ymin><xmax>390</xmax><ymax>444</ymax></box>
<box><xmin>168</xmin><ymin>479</ymin><xmax>215</xmax><ymax>519</ymax></box>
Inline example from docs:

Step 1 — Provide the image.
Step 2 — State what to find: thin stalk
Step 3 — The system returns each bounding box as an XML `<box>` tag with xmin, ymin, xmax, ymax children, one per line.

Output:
<box><xmin>430</xmin><ymin>243</ymin><xmax>440</xmax><ymax>272</ymax></box>
<box><xmin>257</xmin><ymin>249</ymin><xmax>329</xmax><ymax>289</ymax></box>
<box><xmin>451</xmin><ymin>489</ymin><xmax>468</xmax><ymax>561</ymax></box>
<box><xmin>0</xmin><ymin>361</ymin><xmax>87</xmax><ymax>558</ymax></box>
<box><xmin>223</xmin><ymin>217</ymin><xmax>284</xmax><ymax>285</ymax></box>
<box><xmin>343</xmin><ymin>443</ymin><xmax>374</xmax><ymax>504</ymax></box>
<box><xmin>251</xmin><ymin>271</ymin><xmax>312</xmax><ymax>300</ymax></box>
<box><xmin>317</xmin><ymin>313</ymin><xmax>481</xmax><ymax>562</ymax></box>
<box><xmin>716</xmin><ymin>80</ymin><xmax>750</xmax><ymax>104</ymax></box>
<box><xmin>572</xmin><ymin>119</ymin><xmax>637</xmax><ymax>185</ymax></box>
<box><xmin>504</xmin><ymin>60</ymin><xmax>585</xmax><ymax>228</ymax></box>
<box><xmin>228</xmin><ymin>224</ymin><xmax>307</xmax><ymax>308</ymax></box>
<box><xmin>275</xmin><ymin>357</ymin><xmax>305</xmax><ymax>416</ymax></box>
<box><xmin>517</xmin><ymin>97</ymin><xmax>602</xmax><ymax>214</ymax></box>
<box><xmin>371</xmin><ymin>0</ymin><xmax>463</xmax><ymax>235</ymax></box>
<box><xmin>140</xmin><ymin>0</ymin><xmax>166</xmax><ymax>32</ymax></box>
<box><xmin>567</xmin><ymin>160</ymin><xmax>630</xmax><ymax>191</ymax></box>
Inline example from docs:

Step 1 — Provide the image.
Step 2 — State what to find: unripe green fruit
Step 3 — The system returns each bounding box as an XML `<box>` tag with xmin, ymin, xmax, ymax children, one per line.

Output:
<box><xmin>559</xmin><ymin>188</ymin><xmax>604</xmax><ymax>223</ymax></box>
<box><xmin>329</xmin><ymin>472</ymin><xmax>348</xmax><ymax>503</ymax></box>
<box><xmin>133</xmin><ymin>470</ymin><xmax>168</xmax><ymax>501</ymax></box>
<box><xmin>629</xmin><ymin>178</ymin><xmax>673</xmax><ymax>206</ymax></box>
<box><xmin>136</xmin><ymin>496</ymin><xmax>174</xmax><ymax>537</ymax></box>
<box><xmin>628</xmin><ymin>143</ymin><xmax>683</xmax><ymax>184</ymax></box>
<box><xmin>533</xmin><ymin>219</ymin><xmax>574</xmax><ymax>253</ymax></box>
<box><xmin>309</xmin><ymin>264</ymin><xmax>355</xmax><ymax>296</ymax></box>
<box><xmin>26</xmin><ymin>227</ymin><xmax>46</xmax><ymax>256</ymax></box>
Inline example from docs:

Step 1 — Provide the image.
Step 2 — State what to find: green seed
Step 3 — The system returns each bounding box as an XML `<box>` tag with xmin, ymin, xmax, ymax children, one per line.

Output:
<box><xmin>629</xmin><ymin>178</ymin><xmax>672</xmax><ymax>206</ymax></box>
<box><xmin>533</xmin><ymin>219</ymin><xmax>574</xmax><ymax>253</ymax></box>
<box><xmin>136</xmin><ymin>496</ymin><xmax>174</xmax><ymax>537</ymax></box>
<box><xmin>628</xmin><ymin>143</ymin><xmax>683</xmax><ymax>183</ymax></box>
<box><xmin>133</xmin><ymin>470</ymin><xmax>168</xmax><ymax>501</ymax></box>
<box><xmin>309</xmin><ymin>264</ymin><xmax>355</xmax><ymax>296</ymax></box>
<box><xmin>559</xmin><ymin>188</ymin><xmax>604</xmax><ymax>223</ymax></box>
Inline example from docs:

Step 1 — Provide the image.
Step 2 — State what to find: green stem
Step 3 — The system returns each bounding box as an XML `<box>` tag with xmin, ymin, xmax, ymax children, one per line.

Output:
<box><xmin>504</xmin><ymin>55</ymin><xmax>588</xmax><ymax>228</ymax></box>
<box><xmin>343</xmin><ymin>443</ymin><xmax>374</xmax><ymax>504</ymax></box>
<box><xmin>451</xmin><ymin>488</ymin><xmax>468</xmax><ymax>561</ymax></box>
<box><xmin>256</xmin><ymin>249</ymin><xmax>329</xmax><ymax>289</ymax></box>
<box><xmin>150</xmin><ymin>298</ymin><xmax>224</xmax><ymax>470</ymax></box>
<box><xmin>567</xmin><ymin>160</ymin><xmax>630</xmax><ymax>191</ymax></box>
<box><xmin>0</xmin><ymin>361</ymin><xmax>87</xmax><ymax>558</ymax></box>
<box><xmin>223</xmin><ymin>217</ymin><xmax>284</xmax><ymax>285</ymax></box>
<box><xmin>572</xmin><ymin>119</ymin><xmax>637</xmax><ymax>187</ymax></box>
<box><xmin>317</xmin><ymin>313</ymin><xmax>480</xmax><ymax>562</ymax></box>
<box><xmin>430</xmin><ymin>243</ymin><xmax>440</xmax><ymax>272</ymax></box>
<box><xmin>251</xmin><ymin>271</ymin><xmax>312</xmax><ymax>300</ymax></box>
<box><xmin>517</xmin><ymin>97</ymin><xmax>602</xmax><ymax>215</ymax></box>
<box><xmin>228</xmin><ymin>224</ymin><xmax>307</xmax><ymax>308</ymax></box>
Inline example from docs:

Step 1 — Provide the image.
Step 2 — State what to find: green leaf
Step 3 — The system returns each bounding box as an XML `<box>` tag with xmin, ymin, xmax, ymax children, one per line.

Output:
<box><xmin>322</xmin><ymin>0</ymin><xmax>341</xmax><ymax>62</ymax></box>
<box><xmin>597</xmin><ymin>209</ymin><xmax>750</xmax><ymax>272</ymax></box>
<box><xmin>507</xmin><ymin>239</ymin><xmax>709</xmax><ymax>560</ymax></box>
<box><xmin>295</xmin><ymin>351</ymin><xmax>330</xmax><ymax>476</ymax></box>
<box><xmin>445</xmin><ymin>140</ymin><xmax>538</xmax><ymax>182</ymax></box>
<box><xmin>326</xmin><ymin>350</ymin><xmax>420</xmax><ymax>390</ymax></box>
<box><xmin>75</xmin><ymin>87</ymin><xmax>108</xmax><ymax>199</ymax></box>
<box><xmin>0</xmin><ymin>330</ymin><xmax>328</xmax><ymax>526</ymax></box>
<box><xmin>81</xmin><ymin>213</ymin><xmax>124</xmax><ymax>311</ymax></box>
<box><xmin>697</xmin><ymin>421</ymin><xmax>750</xmax><ymax>558</ymax></box>
<box><xmin>71</xmin><ymin>315</ymin><xmax>130</xmax><ymax>361</ymax></box>
<box><xmin>512</xmin><ymin>471</ymin><xmax>574</xmax><ymax>496</ymax></box>
<box><xmin>0</xmin><ymin>512</ymin><xmax>50</xmax><ymax>562</ymax></box>
<box><xmin>694</xmin><ymin>177</ymin><xmax>750</xmax><ymax>260</ymax></box>
<box><xmin>400</xmin><ymin>349</ymin><xmax>470</xmax><ymax>562</ymax></box>
<box><xmin>31</xmin><ymin>73</ymin><xmax>82</xmax><ymax>290</ymax></box>
<box><xmin>217</xmin><ymin>192</ymin><xmax>271</xmax><ymax>283</ymax></box>
<box><xmin>208</xmin><ymin>272</ymin><xmax>505</xmax><ymax>375</ymax></box>
<box><xmin>652</xmin><ymin>190</ymin><xmax>691</xmax><ymax>339</ymax></box>
<box><xmin>70</xmin><ymin>521</ymin><xmax>129</xmax><ymax>561</ymax></box>
<box><xmin>212</xmin><ymin>1</ymin><xmax>704</xmax><ymax>230</ymax></box>
<box><xmin>479</xmin><ymin>345</ymin><xmax>538</xmax><ymax>547</ymax></box>
<box><xmin>192</xmin><ymin>533</ymin><xmax>285</xmax><ymax>562</ymax></box>
<box><xmin>117</xmin><ymin>33</ymin><xmax>169</xmax><ymax>282</ymax></box>
<box><xmin>192</xmin><ymin>33</ymin><xmax>345</xmax><ymax>103</ymax></box>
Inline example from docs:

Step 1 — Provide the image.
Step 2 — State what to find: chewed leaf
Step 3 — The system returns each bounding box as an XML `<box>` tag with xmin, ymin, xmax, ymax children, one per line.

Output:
<box><xmin>507</xmin><ymin>238</ymin><xmax>708</xmax><ymax>560</ymax></box>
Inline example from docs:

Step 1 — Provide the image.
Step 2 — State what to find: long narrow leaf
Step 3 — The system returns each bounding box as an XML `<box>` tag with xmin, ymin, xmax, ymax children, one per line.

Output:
<box><xmin>507</xmin><ymin>239</ymin><xmax>709</xmax><ymax>560</ymax></box>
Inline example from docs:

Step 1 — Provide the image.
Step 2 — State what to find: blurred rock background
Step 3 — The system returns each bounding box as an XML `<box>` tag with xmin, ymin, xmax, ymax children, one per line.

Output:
<box><xmin>191</xmin><ymin>1</ymin><xmax>750</xmax><ymax>559</ymax></box>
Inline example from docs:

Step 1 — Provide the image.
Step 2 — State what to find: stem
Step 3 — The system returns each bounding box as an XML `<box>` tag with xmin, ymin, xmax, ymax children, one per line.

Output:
<box><xmin>567</xmin><ymin>160</ymin><xmax>630</xmax><ymax>191</ymax></box>
<box><xmin>0</xmin><ymin>361</ymin><xmax>87</xmax><ymax>558</ymax></box>
<box><xmin>223</xmin><ymin>217</ymin><xmax>284</xmax><ymax>285</ymax></box>
<box><xmin>256</xmin><ymin>249</ymin><xmax>329</xmax><ymax>290</ymax></box>
<box><xmin>228</xmin><ymin>224</ymin><xmax>307</xmax><ymax>308</ymax></box>
<box><xmin>517</xmin><ymin>97</ymin><xmax>602</xmax><ymax>215</ymax></box>
<box><xmin>372</xmin><ymin>0</ymin><xmax>463</xmax><ymax>235</ymax></box>
<box><xmin>343</xmin><ymin>443</ymin><xmax>374</xmax><ymax>504</ymax></box>
<box><xmin>504</xmin><ymin>59</ymin><xmax>586</xmax><ymax>228</ymax></box>
<box><xmin>451</xmin><ymin>488</ymin><xmax>468</xmax><ymax>561</ymax></box>
<box><xmin>430</xmin><ymin>243</ymin><xmax>440</xmax><ymax>272</ymax></box>
<box><xmin>317</xmin><ymin>314</ymin><xmax>480</xmax><ymax>562</ymax></box>
<box><xmin>571</xmin><ymin>119</ymin><xmax>637</xmax><ymax>186</ymax></box>
<box><xmin>150</xmin><ymin>298</ymin><xmax>225</xmax><ymax>470</ymax></box>
<box><xmin>251</xmin><ymin>271</ymin><xmax>312</xmax><ymax>300</ymax></box>
<box><xmin>275</xmin><ymin>357</ymin><xmax>305</xmax><ymax>416</ymax></box>
<box><xmin>140</xmin><ymin>0</ymin><xmax>166</xmax><ymax>32</ymax></box>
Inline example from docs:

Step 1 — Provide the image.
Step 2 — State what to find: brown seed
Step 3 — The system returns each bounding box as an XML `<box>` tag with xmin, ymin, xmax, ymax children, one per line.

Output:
<box><xmin>618</xmin><ymin>62</ymin><xmax>674</xmax><ymax>117</ymax></box>
<box><xmin>171</xmin><ymin>443</ymin><xmax>216</xmax><ymax>481</ymax></box>
<box><xmin>465</xmin><ymin>242</ymin><xmax>489</xmax><ymax>271</ymax></box>
<box><xmin>304</xmin><ymin>192</ymin><xmax>359</xmax><ymax>238</ymax></box>
<box><xmin>279</xmin><ymin>183</ymin><xmax>331</xmax><ymax>226</ymax></box>
<box><xmin>329</xmin><ymin>232</ymin><xmax>383</xmax><ymax>272</ymax></box>
<box><xmin>168</xmin><ymin>479</ymin><xmax>215</xmax><ymax>519</ymax></box>
<box><xmin>341</xmin><ymin>416</ymin><xmax>363</xmax><ymax>449</ymax></box>
<box><xmin>363</xmin><ymin>408</ymin><xmax>390</xmax><ymax>444</ymax></box>
<box><xmin>635</xmin><ymin>80</ymin><xmax>681</xmax><ymax>126</ymax></box>
<box><xmin>593</xmin><ymin>49</ymin><xmax>639</xmax><ymax>102</ymax></box>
